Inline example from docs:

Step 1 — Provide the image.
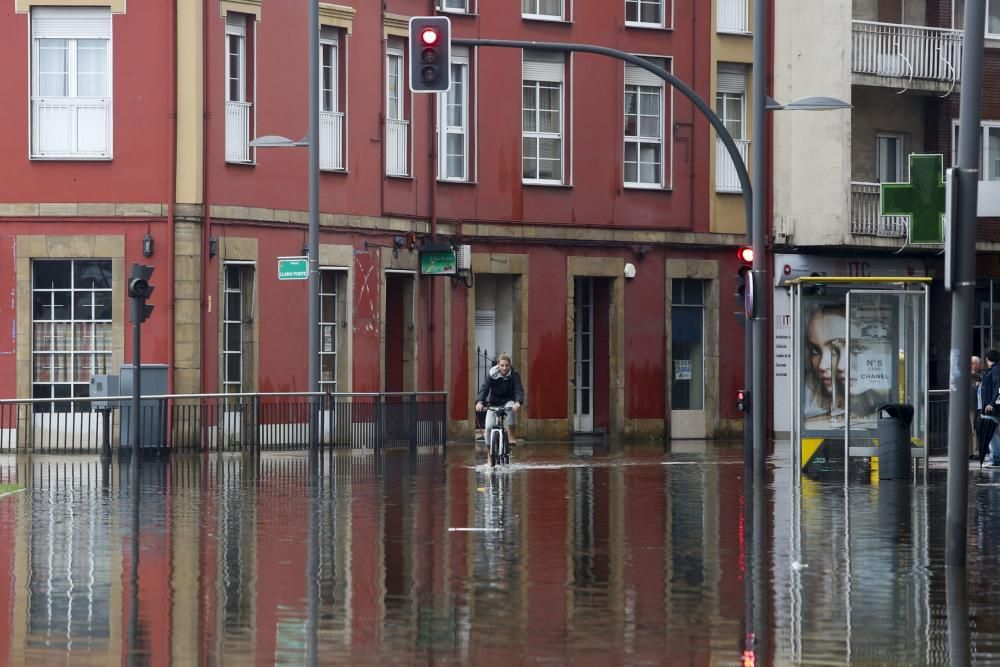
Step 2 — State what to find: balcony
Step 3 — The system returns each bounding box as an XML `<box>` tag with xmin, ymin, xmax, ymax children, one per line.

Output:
<box><xmin>850</xmin><ymin>182</ymin><xmax>907</xmax><ymax>238</ymax></box>
<box><xmin>31</xmin><ymin>97</ymin><xmax>112</xmax><ymax>159</ymax></box>
<box><xmin>226</xmin><ymin>101</ymin><xmax>253</xmax><ymax>164</ymax></box>
<box><xmin>320</xmin><ymin>111</ymin><xmax>344</xmax><ymax>171</ymax></box>
<box><xmin>716</xmin><ymin>137</ymin><xmax>750</xmax><ymax>193</ymax></box>
<box><xmin>851</xmin><ymin>20</ymin><xmax>962</xmax><ymax>91</ymax></box>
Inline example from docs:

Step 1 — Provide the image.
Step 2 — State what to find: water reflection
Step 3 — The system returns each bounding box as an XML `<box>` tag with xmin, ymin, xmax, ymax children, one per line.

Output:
<box><xmin>0</xmin><ymin>444</ymin><xmax>999</xmax><ymax>663</ymax></box>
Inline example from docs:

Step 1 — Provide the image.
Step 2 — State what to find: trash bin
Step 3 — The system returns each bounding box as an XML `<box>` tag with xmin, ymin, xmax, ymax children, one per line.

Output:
<box><xmin>877</xmin><ymin>403</ymin><xmax>914</xmax><ymax>480</ymax></box>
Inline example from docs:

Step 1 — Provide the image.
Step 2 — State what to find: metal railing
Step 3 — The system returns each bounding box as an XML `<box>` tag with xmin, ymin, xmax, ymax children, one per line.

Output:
<box><xmin>716</xmin><ymin>137</ymin><xmax>750</xmax><ymax>193</ymax></box>
<box><xmin>717</xmin><ymin>0</ymin><xmax>749</xmax><ymax>34</ymax></box>
<box><xmin>0</xmin><ymin>391</ymin><xmax>447</xmax><ymax>455</ymax></box>
<box><xmin>850</xmin><ymin>182</ymin><xmax>908</xmax><ymax>237</ymax></box>
<box><xmin>320</xmin><ymin>110</ymin><xmax>344</xmax><ymax>170</ymax></box>
<box><xmin>31</xmin><ymin>97</ymin><xmax>112</xmax><ymax>158</ymax></box>
<box><xmin>225</xmin><ymin>100</ymin><xmax>253</xmax><ymax>163</ymax></box>
<box><xmin>851</xmin><ymin>20</ymin><xmax>963</xmax><ymax>82</ymax></box>
<box><xmin>386</xmin><ymin>118</ymin><xmax>409</xmax><ymax>176</ymax></box>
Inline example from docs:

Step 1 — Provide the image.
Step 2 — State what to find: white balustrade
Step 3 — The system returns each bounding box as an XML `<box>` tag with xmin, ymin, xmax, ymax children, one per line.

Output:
<box><xmin>386</xmin><ymin>118</ymin><xmax>409</xmax><ymax>177</ymax></box>
<box><xmin>226</xmin><ymin>101</ymin><xmax>252</xmax><ymax>163</ymax></box>
<box><xmin>852</xmin><ymin>20</ymin><xmax>963</xmax><ymax>82</ymax></box>
<box><xmin>717</xmin><ymin>0</ymin><xmax>749</xmax><ymax>34</ymax></box>
<box><xmin>320</xmin><ymin>111</ymin><xmax>344</xmax><ymax>171</ymax></box>
<box><xmin>31</xmin><ymin>98</ymin><xmax>111</xmax><ymax>158</ymax></box>
<box><xmin>716</xmin><ymin>137</ymin><xmax>750</xmax><ymax>193</ymax></box>
<box><xmin>850</xmin><ymin>182</ymin><xmax>908</xmax><ymax>237</ymax></box>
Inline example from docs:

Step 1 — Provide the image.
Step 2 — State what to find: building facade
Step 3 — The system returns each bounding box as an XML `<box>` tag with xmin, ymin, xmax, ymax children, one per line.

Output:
<box><xmin>0</xmin><ymin>0</ymin><xmax>757</xmax><ymax>441</ymax></box>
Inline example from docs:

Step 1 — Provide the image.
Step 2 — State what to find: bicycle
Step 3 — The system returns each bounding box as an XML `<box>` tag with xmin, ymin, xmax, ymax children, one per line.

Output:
<box><xmin>484</xmin><ymin>406</ymin><xmax>511</xmax><ymax>468</ymax></box>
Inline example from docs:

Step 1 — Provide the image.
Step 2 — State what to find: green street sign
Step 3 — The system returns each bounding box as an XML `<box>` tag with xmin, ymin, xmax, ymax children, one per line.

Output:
<box><xmin>420</xmin><ymin>249</ymin><xmax>456</xmax><ymax>275</ymax></box>
<box><xmin>880</xmin><ymin>154</ymin><xmax>946</xmax><ymax>245</ymax></box>
<box><xmin>278</xmin><ymin>256</ymin><xmax>308</xmax><ymax>280</ymax></box>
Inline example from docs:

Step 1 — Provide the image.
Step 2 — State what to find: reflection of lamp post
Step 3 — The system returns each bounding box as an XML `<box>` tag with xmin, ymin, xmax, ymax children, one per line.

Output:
<box><xmin>751</xmin><ymin>0</ymin><xmax>851</xmax><ymax>473</ymax></box>
<box><xmin>249</xmin><ymin>0</ymin><xmax>320</xmax><ymax>449</ymax></box>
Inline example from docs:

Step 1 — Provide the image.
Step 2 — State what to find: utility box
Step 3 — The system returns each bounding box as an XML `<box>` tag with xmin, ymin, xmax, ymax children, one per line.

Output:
<box><xmin>119</xmin><ymin>364</ymin><xmax>169</xmax><ymax>451</ymax></box>
<box><xmin>89</xmin><ymin>374</ymin><xmax>120</xmax><ymax>410</ymax></box>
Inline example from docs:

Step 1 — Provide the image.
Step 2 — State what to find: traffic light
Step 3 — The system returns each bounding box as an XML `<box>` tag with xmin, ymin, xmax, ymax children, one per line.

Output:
<box><xmin>408</xmin><ymin>16</ymin><xmax>451</xmax><ymax>92</ymax></box>
<box><xmin>128</xmin><ymin>263</ymin><xmax>155</xmax><ymax>323</ymax></box>
<box><xmin>736</xmin><ymin>245</ymin><xmax>754</xmax><ymax>264</ymax></box>
<box><xmin>735</xmin><ymin>246</ymin><xmax>755</xmax><ymax>323</ymax></box>
<box><xmin>736</xmin><ymin>388</ymin><xmax>750</xmax><ymax>413</ymax></box>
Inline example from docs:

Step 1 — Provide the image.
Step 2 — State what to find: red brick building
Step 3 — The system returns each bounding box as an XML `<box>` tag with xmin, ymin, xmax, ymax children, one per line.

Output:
<box><xmin>0</xmin><ymin>0</ymin><xmax>752</xmax><ymax>441</ymax></box>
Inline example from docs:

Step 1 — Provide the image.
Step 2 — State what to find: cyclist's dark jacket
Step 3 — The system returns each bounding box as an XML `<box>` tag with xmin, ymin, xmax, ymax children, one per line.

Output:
<box><xmin>477</xmin><ymin>366</ymin><xmax>525</xmax><ymax>407</ymax></box>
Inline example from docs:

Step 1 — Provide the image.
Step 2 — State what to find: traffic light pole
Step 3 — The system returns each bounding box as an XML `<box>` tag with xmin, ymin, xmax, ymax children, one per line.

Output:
<box><xmin>131</xmin><ymin>295</ymin><xmax>142</xmax><ymax>461</ymax></box>
<box><xmin>750</xmin><ymin>0</ymin><xmax>768</xmax><ymax>475</ymax></box>
<box><xmin>451</xmin><ymin>38</ymin><xmax>756</xmax><ymax>456</ymax></box>
<box><xmin>307</xmin><ymin>0</ymin><xmax>320</xmax><ymax>450</ymax></box>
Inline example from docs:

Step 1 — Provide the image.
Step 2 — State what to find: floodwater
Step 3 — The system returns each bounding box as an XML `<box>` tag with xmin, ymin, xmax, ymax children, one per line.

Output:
<box><xmin>0</xmin><ymin>441</ymin><xmax>999</xmax><ymax>665</ymax></box>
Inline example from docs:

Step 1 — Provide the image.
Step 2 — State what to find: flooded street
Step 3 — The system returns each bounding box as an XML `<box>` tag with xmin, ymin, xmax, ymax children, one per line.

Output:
<box><xmin>1</xmin><ymin>441</ymin><xmax>1000</xmax><ymax>665</ymax></box>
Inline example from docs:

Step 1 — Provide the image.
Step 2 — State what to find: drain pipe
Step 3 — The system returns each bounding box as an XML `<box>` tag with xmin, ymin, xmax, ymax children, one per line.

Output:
<box><xmin>199</xmin><ymin>0</ymin><xmax>214</xmax><ymax>395</ymax></box>
<box><xmin>166</xmin><ymin>0</ymin><xmax>178</xmax><ymax>394</ymax></box>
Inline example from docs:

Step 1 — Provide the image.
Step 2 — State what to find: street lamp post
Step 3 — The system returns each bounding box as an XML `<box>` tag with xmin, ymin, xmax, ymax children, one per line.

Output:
<box><xmin>250</xmin><ymin>0</ymin><xmax>321</xmax><ymax>450</ymax></box>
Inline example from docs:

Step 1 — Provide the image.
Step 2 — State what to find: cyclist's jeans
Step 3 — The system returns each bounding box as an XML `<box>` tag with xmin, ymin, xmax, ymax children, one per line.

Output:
<box><xmin>484</xmin><ymin>401</ymin><xmax>518</xmax><ymax>439</ymax></box>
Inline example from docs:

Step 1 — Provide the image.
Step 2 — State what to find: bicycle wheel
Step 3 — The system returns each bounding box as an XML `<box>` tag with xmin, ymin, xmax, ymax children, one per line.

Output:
<box><xmin>500</xmin><ymin>430</ymin><xmax>510</xmax><ymax>465</ymax></box>
<box><xmin>489</xmin><ymin>430</ymin><xmax>500</xmax><ymax>468</ymax></box>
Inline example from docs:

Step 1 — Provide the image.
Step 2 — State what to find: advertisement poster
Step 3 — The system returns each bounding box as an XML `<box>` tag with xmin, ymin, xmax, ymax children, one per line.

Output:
<box><xmin>801</xmin><ymin>295</ymin><xmax>893</xmax><ymax>432</ymax></box>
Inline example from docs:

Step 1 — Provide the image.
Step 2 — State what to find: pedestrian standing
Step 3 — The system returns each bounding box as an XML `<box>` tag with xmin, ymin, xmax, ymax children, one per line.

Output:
<box><xmin>977</xmin><ymin>350</ymin><xmax>1000</xmax><ymax>466</ymax></box>
<box><xmin>971</xmin><ymin>355</ymin><xmax>984</xmax><ymax>459</ymax></box>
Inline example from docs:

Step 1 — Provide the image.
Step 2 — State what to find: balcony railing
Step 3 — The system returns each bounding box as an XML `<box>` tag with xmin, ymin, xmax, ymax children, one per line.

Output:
<box><xmin>852</xmin><ymin>20</ymin><xmax>963</xmax><ymax>83</ymax></box>
<box><xmin>31</xmin><ymin>97</ymin><xmax>112</xmax><ymax>158</ymax></box>
<box><xmin>386</xmin><ymin>118</ymin><xmax>409</xmax><ymax>176</ymax></box>
<box><xmin>717</xmin><ymin>0</ymin><xmax>749</xmax><ymax>34</ymax></box>
<box><xmin>225</xmin><ymin>100</ymin><xmax>252</xmax><ymax>163</ymax></box>
<box><xmin>320</xmin><ymin>111</ymin><xmax>345</xmax><ymax>171</ymax></box>
<box><xmin>716</xmin><ymin>137</ymin><xmax>750</xmax><ymax>193</ymax></box>
<box><xmin>850</xmin><ymin>182</ymin><xmax>908</xmax><ymax>238</ymax></box>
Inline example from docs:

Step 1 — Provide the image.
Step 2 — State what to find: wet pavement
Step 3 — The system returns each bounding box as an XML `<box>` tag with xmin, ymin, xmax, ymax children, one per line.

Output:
<box><xmin>0</xmin><ymin>440</ymin><xmax>999</xmax><ymax>665</ymax></box>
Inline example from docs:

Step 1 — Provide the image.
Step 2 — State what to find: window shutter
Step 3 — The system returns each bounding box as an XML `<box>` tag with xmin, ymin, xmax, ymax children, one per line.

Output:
<box><xmin>320</xmin><ymin>26</ymin><xmax>339</xmax><ymax>43</ymax></box>
<box><xmin>717</xmin><ymin>66</ymin><xmax>746</xmax><ymax>94</ymax></box>
<box><xmin>523</xmin><ymin>51</ymin><xmax>564</xmax><ymax>82</ymax></box>
<box><xmin>451</xmin><ymin>45</ymin><xmax>469</xmax><ymax>65</ymax></box>
<box><xmin>32</xmin><ymin>7</ymin><xmax>111</xmax><ymax>39</ymax></box>
<box><xmin>226</xmin><ymin>13</ymin><xmax>247</xmax><ymax>36</ymax></box>
<box><xmin>625</xmin><ymin>58</ymin><xmax>668</xmax><ymax>87</ymax></box>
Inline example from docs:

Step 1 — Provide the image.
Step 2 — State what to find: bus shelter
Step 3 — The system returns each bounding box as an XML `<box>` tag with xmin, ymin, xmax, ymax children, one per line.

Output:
<box><xmin>788</xmin><ymin>277</ymin><xmax>931</xmax><ymax>483</ymax></box>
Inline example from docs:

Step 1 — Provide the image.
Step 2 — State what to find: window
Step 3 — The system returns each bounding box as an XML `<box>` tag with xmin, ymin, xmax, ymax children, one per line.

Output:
<box><xmin>386</xmin><ymin>40</ymin><xmax>409</xmax><ymax>176</ymax></box>
<box><xmin>522</xmin><ymin>0</ymin><xmax>563</xmax><ymax>20</ymax></box>
<box><xmin>522</xmin><ymin>51</ymin><xmax>565</xmax><ymax>184</ymax></box>
<box><xmin>952</xmin><ymin>121</ymin><xmax>1000</xmax><ymax>181</ymax></box>
<box><xmin>624</xmin><ymin>58</ymin><xmax>667</xmax><ymax>188</ymax></box>
<box><xmin>876</xmin><ymin>133</ymin><xmax>904</xmax><ymax>183</ymax></box>
<box><xmin>715</xmin><ymin>64</ymin><xmax>747</xmax><ymax>192</ymax></box>
<box><xmin>30</xmin><ymin>7</ymin><xmax>112</xmax><ymax>159</ymax></box>
<box><xmin>32</xmin><ymin>260</ymin><xmax>112</xmax><ymax>410</ymax></box>
<box><xmin>954</xmin><ymin>0</ymin><xmax>1000</xmax><ymax>36</ymax></box>
<box><xmin>320</xmin><ymin>27</ymin><xmax>344</xmax><ymax>171</ymax></box>
<box><xmin>671</xmin><ymin>279</ymin><xmax>705</xmax><ymax>411</ymax></box>
<box><xmin>225</xmin><ymin>13</ymin><xmax>253</xmax><ymax>163</ymax></box>
<box><xmin>717</xmin><ymin>0</ymin><xmax>749</xmax><ymax>33</ymax></box>
<box><xmin>439</xmin><ymin>0</ymin><xmax>471</xmax><ymax>12</ymax></box>
<box><xmin>439</xmin><ymin>46</ymin><xmax>470</xmax><ymax>180</ymax></box>
<box><xmin>626</xmin><ymin>0</ymin><xmax>664</xmax><ymax>26</ymax></box>
<box><xmin>320</xmin><ymin>269</ymin><xmax>349</xmax><ymax>392</ymax></box>
<box><xmin>223</xmin><ymin>264</ymin><xmax>255</xmax><ymax>393</ymax></box>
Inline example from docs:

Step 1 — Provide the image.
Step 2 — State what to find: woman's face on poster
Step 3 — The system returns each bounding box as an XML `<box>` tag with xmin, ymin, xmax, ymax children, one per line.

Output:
<box><xmin>807</xmin><ymin>310</ymin><xmax>847</xmax><ymax>395</ymax></box>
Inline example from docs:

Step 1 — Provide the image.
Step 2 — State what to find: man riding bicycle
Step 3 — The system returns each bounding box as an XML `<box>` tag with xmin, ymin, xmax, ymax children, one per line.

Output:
<box><xmin>475</xmin><ymin>353</ymin><xmax>525</xmax><ymax>446</ymax></box>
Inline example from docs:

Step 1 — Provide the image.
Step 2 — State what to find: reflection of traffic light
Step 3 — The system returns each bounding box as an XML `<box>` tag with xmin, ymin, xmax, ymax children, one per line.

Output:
<box><xmin>736</xmin><ymin>388</ymin><xmax>750</xmax><ymax>412</ymax></box>
<box><xmin>408</xmin><ymin>17</ymin><xmax>451</xmax><ymax>92</ymax></box>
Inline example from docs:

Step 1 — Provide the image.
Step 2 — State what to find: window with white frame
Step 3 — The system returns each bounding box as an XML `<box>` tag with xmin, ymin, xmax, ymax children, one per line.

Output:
<box><xmin>716</xmin><ymin>66</ymin><xmax>746</xmax><ymax>140</ymax></box>
<box><xmin>523</xmin><ymin>0</ymin><xmax>564</xmax><ymax>20</ymax></box>
<box><xmin>954</xmin><ymin>0</ymin><xmax>1000</xmax><ymax>36</ymax></box>
<box><xmin>386</xmin><ymin>40</ymin><xmax>409</xmax><ymax>176</ymax></box>
<box><xmin>717</xmin><ymin>0</ymin><xmax>749</xmax><ymax>33</ymax></box>
<box><xmin>952</xmin><ymin>120</ymin><xmax>1000</xmax><ymax>181</ymax></box>
<box><xmin>223</xmin><ymin>263</ymin><xmax>255</xmax><ymax>393</ymax></box>
<box><xmin>624</xmin><ymin>58</ymin><xmax>667</xmax><ymax>187</ymax></box>
<box><xmin>439</xmin><ymin>0</ymin><xmax>471</xmax><ymax>12</ymax></box>
<box><xmin>522</xmin><ymin>51</ymin><xmax>565</xmax><ymax>184</ymax></box>
<box><xmin>626</xmin><ymin>0</ymin><xmax>664</xmax><ymax>27</ymax></box>
<box><xmin>439</xmin><ymin>46</ymin><xmax>470</xmax><ymax>181</ymax></box>
<box><xmin>319</xmin><ymin>269</ymin><xmax>349</xmax><ymax>392</ymax></box>
<box><xmin>30</xmin><ymin>7</ymin><xmax>112</xmax><ymax>159</ymax></box>
<box><xmin>225</xmin><ymin>14</ymin><xmax>252</xmax><ymax>163</ymax></box>
<box><xmin>320</xmin><ymin>26</ymin><xmax>344</xmax><ymax>171</ymax></box>
<box><xmin>32</xmin><ymin>260</ymin><xmax>112</xmax><ymax>410</ymax></box>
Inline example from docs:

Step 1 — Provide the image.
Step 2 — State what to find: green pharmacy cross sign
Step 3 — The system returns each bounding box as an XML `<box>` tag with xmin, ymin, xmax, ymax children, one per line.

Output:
<box><xmin>880</xmin><ymin>154</ymin><xmax>946</xmax><ymax>245</ymax></box>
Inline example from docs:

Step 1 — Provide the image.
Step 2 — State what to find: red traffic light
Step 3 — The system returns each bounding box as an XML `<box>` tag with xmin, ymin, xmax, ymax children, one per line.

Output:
<box><xmin>737</xmin><ymin>246</ymin><xmax>754</xmax><ymax>264</ymax></box>
<box><xmin>420</xmin><ymin>27</ymin><xmax>438</xmax><ymax>45</ymax></box>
